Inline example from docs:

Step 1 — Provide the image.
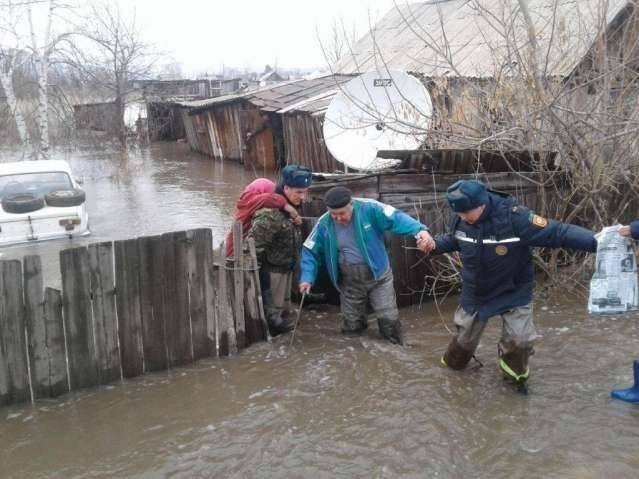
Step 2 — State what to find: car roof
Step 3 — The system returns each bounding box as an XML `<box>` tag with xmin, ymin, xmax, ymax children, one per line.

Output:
<box><xmin>0</xmin><ymin>160</ymin><xmax>73</xmax><ymax>176</ymax></box>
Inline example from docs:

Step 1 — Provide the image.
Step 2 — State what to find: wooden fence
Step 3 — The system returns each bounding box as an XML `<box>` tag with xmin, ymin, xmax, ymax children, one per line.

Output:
<box><xmin>0</xmin><ymin>225</ymin><xmax>267</xmax><ymax>408</ymax></box>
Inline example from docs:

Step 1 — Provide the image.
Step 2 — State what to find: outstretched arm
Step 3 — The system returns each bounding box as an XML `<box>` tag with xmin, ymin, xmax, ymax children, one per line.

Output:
<box><xmin>512</xmin><ymin>207</ymin><xmax>597</xmax><ymax>252</ymax></box>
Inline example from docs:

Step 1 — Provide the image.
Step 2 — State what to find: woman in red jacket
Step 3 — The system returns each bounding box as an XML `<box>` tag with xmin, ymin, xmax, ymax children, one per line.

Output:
<box><xmin>224</xmin><ymin>178</ymin><xmax>301</xmax><ymax>258</ymax></box>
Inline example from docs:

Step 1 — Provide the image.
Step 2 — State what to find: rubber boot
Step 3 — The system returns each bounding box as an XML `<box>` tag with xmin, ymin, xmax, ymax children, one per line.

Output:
<box><xmin>441</xmin><ymin>338</ymin><xmax>474</xmax><ymax>370</ymax></box>
<box><xmin>611</xmin><ymin>360</ymin><xmax>639</xmax><ymax>403</ymax></box>
<box><xmin>341</xmin><ymin>318</ymin><xmax>368</xmax><ymax>336</ymax></box>
<box><xmin>378</xmin><ymin>319</ymin><xmax>403</xmax><ymax>345</ymax></box>
<box><xmin>267</xmin><ymin>310</ymin><xmax>293</xmax><ymax>337</ymax></box>
<box><xmin>498</xmin><ymin>345</ymin><xmax>530</xmax><ymax>393</ymax></box>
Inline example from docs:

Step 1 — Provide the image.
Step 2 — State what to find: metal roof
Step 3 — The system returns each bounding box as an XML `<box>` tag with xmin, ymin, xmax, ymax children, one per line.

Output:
<box><xmin>182</xmin><ymin>74</ymin><xmax>355</xmax><ymax>113</ymax></box>
<box><xmin>334</xmin><ymin>0</ymin><xmax>631</xmax><ymax>78</ymax></box>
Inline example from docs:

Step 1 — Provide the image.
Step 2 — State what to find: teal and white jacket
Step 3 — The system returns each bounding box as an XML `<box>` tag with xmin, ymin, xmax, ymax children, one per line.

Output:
<box><xmin>300</xmin><ymin>198</ymin><xmax>429</xmax><ymax>289</ymax></box>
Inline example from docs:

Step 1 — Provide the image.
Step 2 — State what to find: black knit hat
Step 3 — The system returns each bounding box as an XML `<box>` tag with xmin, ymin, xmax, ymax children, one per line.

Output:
<box><xmin>324</xmin><ymin>186</ymin><xmax>352</xmax><ymax>209</ymax></box>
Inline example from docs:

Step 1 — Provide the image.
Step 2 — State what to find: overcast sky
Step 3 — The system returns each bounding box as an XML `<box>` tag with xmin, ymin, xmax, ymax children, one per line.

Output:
<box><xmin>126</xmin><ymin>0</ymin><xmax>401</xmax><ymax>74</ymax></box>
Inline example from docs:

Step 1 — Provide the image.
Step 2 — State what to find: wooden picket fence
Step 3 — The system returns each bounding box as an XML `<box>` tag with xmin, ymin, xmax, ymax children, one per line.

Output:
<box><xmin>0</xmin><ymin>224</ymin><xmax>268</xmax><ymax>408</ymax></box>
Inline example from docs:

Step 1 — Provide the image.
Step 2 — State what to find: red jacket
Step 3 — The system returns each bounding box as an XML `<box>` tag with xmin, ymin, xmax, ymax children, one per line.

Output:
<box><xmin>225</xmin><ymin>179</ymin><xmax>286</xmax><ymax>257</ymax></box>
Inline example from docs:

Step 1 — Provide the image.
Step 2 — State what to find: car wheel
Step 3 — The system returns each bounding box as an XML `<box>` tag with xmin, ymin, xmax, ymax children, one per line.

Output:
<box><xmin>1</xmin><ymin>193</ymin><xmax>45</xmax><ymax>214</ymax></box>
<box><xmin>45</xmin><ymin>189</ymin><xmax>86</xmax><ymax>207</ymax></box>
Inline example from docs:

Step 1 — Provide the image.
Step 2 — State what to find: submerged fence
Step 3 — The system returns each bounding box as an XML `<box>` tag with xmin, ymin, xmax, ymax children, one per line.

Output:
<box><xmin>0</xmin><ymin>225</ymin><xmax>267</xmax><ymax>408</ymax></box>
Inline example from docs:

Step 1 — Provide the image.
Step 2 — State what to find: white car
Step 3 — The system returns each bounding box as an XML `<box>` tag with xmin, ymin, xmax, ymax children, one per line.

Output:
<box><xmin>0</xmin><ymin>160</ymin><xmax>90</xmax><ymax>246</ymax></box>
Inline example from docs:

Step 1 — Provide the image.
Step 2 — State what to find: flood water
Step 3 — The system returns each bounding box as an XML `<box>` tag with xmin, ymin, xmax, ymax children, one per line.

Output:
<box><xmin>0</xmin><ymin>142</ymin><xmax>260</xmax><ymax>285</ymax></box>
<box><xmin>1</xmin><ymin>144</ymin><xmax>639</xmax><ymax>478</ymax></box>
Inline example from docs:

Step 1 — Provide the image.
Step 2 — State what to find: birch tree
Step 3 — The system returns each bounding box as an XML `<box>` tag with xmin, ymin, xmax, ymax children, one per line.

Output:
<box><xmin>0</xmin><ymin>0</ymin><xmax>76</xmax><ymax>158</ymax></box>
<box><xmin>0</xmin><ymin>1</ymin><xmax>31</xmax><ymax>150</ymax></box>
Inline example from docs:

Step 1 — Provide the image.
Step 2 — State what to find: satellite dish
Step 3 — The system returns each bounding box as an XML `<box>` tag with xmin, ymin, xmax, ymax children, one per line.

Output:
<box><xmin>323</xmin><ymin>70</ymin><xmax>432</xmax><ymax>172</ymax></box>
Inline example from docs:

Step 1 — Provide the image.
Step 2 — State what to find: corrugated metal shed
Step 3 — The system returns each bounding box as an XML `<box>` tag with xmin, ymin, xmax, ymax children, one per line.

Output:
<box><xmin>335</xmin><ymin>0</ymin><xmax>630</xmax><ymax>78</ymax></box>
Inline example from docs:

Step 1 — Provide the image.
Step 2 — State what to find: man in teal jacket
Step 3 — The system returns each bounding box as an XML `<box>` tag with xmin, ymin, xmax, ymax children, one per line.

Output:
<box><xmin>299</xmin><ymin>186</ymin><xmax>434</xmax><ymax>344</ymax></box>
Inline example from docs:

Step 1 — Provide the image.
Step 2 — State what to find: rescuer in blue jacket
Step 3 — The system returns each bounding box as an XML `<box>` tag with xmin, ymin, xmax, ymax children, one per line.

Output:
<box><xmin>430</xmin><ymin>180</ymin><xmax>597</xmax><ymax>388</ymax></box>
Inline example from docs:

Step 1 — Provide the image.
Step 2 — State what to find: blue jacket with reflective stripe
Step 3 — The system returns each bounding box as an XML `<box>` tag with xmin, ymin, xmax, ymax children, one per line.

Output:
<box><xmin>300</xmin><ymin>198</ymin><xmax>428</xmax><ymax>289</ymax></box>
<box><xmin>434</xmin><ymin>192</ymin><xmax>597</xmax><ymax>320</ymax></box>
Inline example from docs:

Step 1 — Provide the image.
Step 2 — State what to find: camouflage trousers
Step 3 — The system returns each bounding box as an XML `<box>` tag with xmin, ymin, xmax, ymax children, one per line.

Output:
<box><xmin>338</xmin><ymin>264</ymin><xmax>402</xmax><ymax>343</ymax></box>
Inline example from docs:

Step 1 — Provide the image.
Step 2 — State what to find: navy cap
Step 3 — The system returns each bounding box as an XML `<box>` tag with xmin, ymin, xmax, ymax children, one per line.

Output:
<box><xmin>324</xmin><ymin>186</ymin><xmax>352</xmax><ymax>209</ymax></box>
<box><xmin>281</xmin><ymin>165</ymin><xmax>312</xmax><ymax>188</ymax></box>
<box><xmin>446</xmin><ymin>180</ymin><xmax>488</xmax><ymax>212</ymax></box>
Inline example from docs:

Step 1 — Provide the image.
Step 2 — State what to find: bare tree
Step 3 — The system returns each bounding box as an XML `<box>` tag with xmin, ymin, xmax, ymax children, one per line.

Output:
<box><xmin>0</xmin><ymin>1</ymin><xmax>32</xmax><ymax>151</ymax></box>
<box><xmin>318</xmin><ymin>19</ymin><xmax>358</xmax><ymax>66</ymax></box>
<box><xmin>68</xmin><ymin>1</ymin><xmax>158</xmax><ymax>147</ymax></box>
<box><xmin>0</xmin><ymin>0</ymin><xmax>79</xmax><ymax>158</ymax></box>
<box><xmin>331</xmin><ymin>0</ymin><xmax>639</xmax><ymax>294</ymax></box>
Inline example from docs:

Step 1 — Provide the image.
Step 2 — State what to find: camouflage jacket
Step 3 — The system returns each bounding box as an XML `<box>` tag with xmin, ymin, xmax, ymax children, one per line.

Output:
<box><xmin>248</xmin><ymin>208</ymin><xmax>302</xmax><ymax>272</ymax></box>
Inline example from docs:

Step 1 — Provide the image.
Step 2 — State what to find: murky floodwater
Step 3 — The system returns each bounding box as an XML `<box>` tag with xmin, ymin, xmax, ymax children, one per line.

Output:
<box><xmin>1</xmin><ymin>144</ymin><xmax>639</xmax><ymax>478</ymax></box>
<box><xmin>0</xmin><ymin>142</ymin><xmax>260</xmax><ymax>285</ymax></box>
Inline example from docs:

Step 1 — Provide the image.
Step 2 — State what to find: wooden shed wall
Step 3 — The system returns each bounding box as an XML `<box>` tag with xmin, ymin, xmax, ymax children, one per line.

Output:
<box><xmin>182</xmin><ymin>102</ymin><xmax>278</xmax><ymax>171</ymax></box>
<box><xmin>282</xmin><ymin>112</ymin><xmax>340</xmax><ymax>173</ymax></box>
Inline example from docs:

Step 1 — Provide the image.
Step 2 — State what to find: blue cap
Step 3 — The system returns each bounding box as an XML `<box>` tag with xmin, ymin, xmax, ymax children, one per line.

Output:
<box><xmin>446</xmin><ymin>180</ymin><xmax>488</xmax><ymax>212</ymax></box>
<box><xmin>281</xmin><ymin>165</ymin><xmax>312</xmax><ymax>188</ymax></box>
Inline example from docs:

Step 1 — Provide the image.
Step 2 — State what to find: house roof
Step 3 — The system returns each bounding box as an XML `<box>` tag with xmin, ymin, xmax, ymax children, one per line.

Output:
<box><xmin>259</xmin><ymin>70</ymin><xmax>285</xmax><ymax>82</ymax></box>
<box><xmin>334</xmin><ymin>0</ymin><xmax>631</xmax><ymax>78</ymax></box>
<box><xmin>182</xmin><ymin>74</ymin><xmax>356</xmax><ymax>113</ymax></box>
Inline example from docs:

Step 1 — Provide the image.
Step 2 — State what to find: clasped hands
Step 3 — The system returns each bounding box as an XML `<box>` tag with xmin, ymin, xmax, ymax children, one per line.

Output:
<box><xmin>415</xmin><ymin>230</ymin><xmax>436</xmax><ymax>254</ymax></box>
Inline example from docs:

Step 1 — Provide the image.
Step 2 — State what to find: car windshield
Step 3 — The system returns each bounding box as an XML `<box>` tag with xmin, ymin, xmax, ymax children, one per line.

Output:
<box><xmin>0</xmin><ymin>172</ymin><xmax>73</xmax><ymax>201</ymax></box>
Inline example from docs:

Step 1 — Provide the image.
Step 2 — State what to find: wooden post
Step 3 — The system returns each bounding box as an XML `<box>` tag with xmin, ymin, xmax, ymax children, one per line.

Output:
<box><xmin>162</xmin><ymin>231</ymin><xmax>192</xmax><ymax>367</ymax></box>
<box><xmin>89</xmin><ymin>242</ymin><xmax>121</xmax><ymax>384</ymax></box>
<box><xmin>187</xmin><ymin>228</ymin><xmax>215</xmax><ymax>360</ymax></box>
<box><xmin>217</xmin><ymin>247</ymin><xmax>237</xmax><ymax>357</ymax></box>
<box><xmin>232</xmin><ymin>222</ymin><xmax>246</xmax><ymax>349</ymax></box>
<box><xmin>248</xmin><ymin>237</ymin><xmax>270</xmax><ymax>343</ymax></box>
<box><xmin>216</xmin><ymin>262</ymin><xmax>228</xmax><ymax>357</ymax></box>
<box><xmin>24</xmin><ymin>256</ymin><xmax>68</xmax><ymax>399</ymax></box>
<box><xmin>114</xmin><ymin>239</ymin><xmax>144</xmax><ymax>378</ymax></box>
<box><xmin>0</xmin><ymin>260</ymin><xmax>30</xmax><ymax>406</ymax></box>
<box><xmin>205</xmin><ymin>237</ymin><xmax>217</xmax><ymax>357</ymax></box>
<box><xmin>138</xmin><ymin>235</ymin><xmax>168</xmax><ymax>372</ymax></box>
<box><xmin>60</xmin><ymin>247</ymin><xmax>99</xmax><ymax>390</ymax></box>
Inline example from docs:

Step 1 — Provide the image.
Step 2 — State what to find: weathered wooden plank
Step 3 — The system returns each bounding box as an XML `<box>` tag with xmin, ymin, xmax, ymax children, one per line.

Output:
<box><xmin>214</xmin><ymin>263</ymin><xmax>227</xmax><ymax>357</ymax></box>
<box><xmin>205</xmin><ymin>239</ymin><xmax>217</xmax><ymax>358</ymax></box>
<box><xmin>24</xmin><ymin>256</ymin><xmax>68</xmax><ymax>399</ymax></box>
<box><xmin>163</xmin><ymin>231</ymin><xmax>192</xmax><ymax>367</ymax></box>
<box><xmin>217</xmin><ymin>257</ymin><xmax>237</xmax><ymax>357</ymax></box>
<box><xmin>60</xmin><ymin>247</ymin><xmax>98</xmax><ymax>390</ymax></box>
<box><xmin>89</xmin><ymin>242</ymin><xmax>120</xmax><ymax>384</ymax></box>
<box><xmin>187</xmin><ymin>228</ymin><xmax>215</xmax><ymax>360</ymax></box>
<box><xmin>248</xmin><ymin>237</ymin><xmax>270</xmax><ymax>343</ymax></box>
<box><xmin>23</xmin><ymin>255</ymin><xmax>46</xmax><ymax>399</ymax></box>
<box><xmin>114</xmin><ymin>239</ymin><xmax>144</xmax><ymax>378</ymax></box>
<box><xmin>138</xmin><ymin>235</ymin><xmax>168</xmax><ymax>372</ymax></box>
<box><xmin>232</xmin><ymin>223</ymin><xmax>246</xmax><ymax>349</ymax></box>
<box><xmin>0</xmin><ymin>335</ymin><xmax>10</xmax><ymax>406</ymax></box>
<box><xmin>243</xmin><ymin>250</ymin><xmax>260</xmax><ymax>346</ymax></box>
<box><xmin>0</xmin><ymin>260</ymin><xmax>29</xmax><ymax>405</ymax></box>
<box><xmin>44</xmin><ymin>288</ymin><xmax>68</xmax><ymax>397</ymax></box>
